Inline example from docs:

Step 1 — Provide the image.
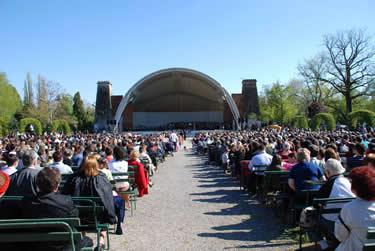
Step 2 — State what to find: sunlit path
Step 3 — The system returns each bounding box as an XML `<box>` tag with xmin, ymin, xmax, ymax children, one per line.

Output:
<box><xmin>108</xmin><ymin>143</ymin><xmax>297</xmax><ymax>251</ymax></box>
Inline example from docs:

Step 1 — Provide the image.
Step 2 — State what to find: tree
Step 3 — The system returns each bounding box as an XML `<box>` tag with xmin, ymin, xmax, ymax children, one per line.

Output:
<box><xmin>73</xmin><ymin>92</ymin><xmax>86</xmax><ymax>130</ymax></box>
<box><xmin>298</xmin><ymin>55</ymin><xmax>334</xmax><ymax>110</ymax></box>
<box><xmin>19</xmin><ymin>118</ymin><xmax>43</xmax><ymax>135</ymax></box>
<box><xmin>54</xmin><ymin>94</ymin><xmax>76</xmax><ymax>124</ymax></box>
<box><xmin>259</xmin><ymin>82</ymin><xmax>298</xmax><ymax>125</ymax></box>
<box><xmin>319</xmin><ymin>29</ymin><xmax>375</xmax><ymax>115</ymax></box>
<box><xmin>0</xmin><ymin>73</ymin><xmax>22</xmax><ymax>127</ymax></box>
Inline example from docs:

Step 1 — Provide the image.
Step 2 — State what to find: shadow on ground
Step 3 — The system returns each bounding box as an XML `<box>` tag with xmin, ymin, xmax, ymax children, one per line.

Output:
<box><xmin>185</xmin><ymin>153</ymin><xmax>297</xmax><ymax>249</ymax></box>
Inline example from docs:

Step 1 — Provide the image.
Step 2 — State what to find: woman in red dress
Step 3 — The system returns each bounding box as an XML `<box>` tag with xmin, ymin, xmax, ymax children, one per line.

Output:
<box><xmin>127</xmin><ymin>150</ymin><xmax>149</xmax><ymax>197</ymax></box>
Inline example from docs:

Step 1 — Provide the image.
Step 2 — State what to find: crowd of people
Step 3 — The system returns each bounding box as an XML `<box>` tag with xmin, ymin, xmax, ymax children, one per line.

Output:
<box><xmin>193</xmin><ymin>128</ymin><xmax>375</xmax><ymax>251</ymax></box>
<box><xmin>0</xmin><ymin>131</ymin><xmax>184</xmax><ymax>250</ymax></box>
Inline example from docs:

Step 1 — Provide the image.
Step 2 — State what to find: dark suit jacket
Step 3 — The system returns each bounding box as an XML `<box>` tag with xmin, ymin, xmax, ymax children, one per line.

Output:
<box><xmin>21</xmin><ymin>192</ymin><xmax>78</xmax><ymax>218</ymax></box>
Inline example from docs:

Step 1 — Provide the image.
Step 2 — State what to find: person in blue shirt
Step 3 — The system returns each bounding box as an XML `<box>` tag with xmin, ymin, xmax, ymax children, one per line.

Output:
<box><xmin>288</xmin><ymin>148</ymin><xmax>325</xmax><ymax>192</ymax></box>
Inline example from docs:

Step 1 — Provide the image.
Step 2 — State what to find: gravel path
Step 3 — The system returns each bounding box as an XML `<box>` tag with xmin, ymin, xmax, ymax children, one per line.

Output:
<box><xmin>109</xmin><ymin>146</ymin><xmax>298</xmax><ymax>251</ymax></box>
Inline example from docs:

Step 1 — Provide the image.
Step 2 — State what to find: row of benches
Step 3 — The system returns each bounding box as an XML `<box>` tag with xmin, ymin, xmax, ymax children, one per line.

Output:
<box><xmin>0</xmin><ymin>196</ymin><xmax>108</xmax><ymax>251</ymax></box>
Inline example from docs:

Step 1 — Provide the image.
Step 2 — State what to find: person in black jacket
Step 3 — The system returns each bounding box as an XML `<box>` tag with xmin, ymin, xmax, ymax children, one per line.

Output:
<box><xmin>63</xmin><ymin>155</ymin><xmax>116</xmax><ymax>249</ymax></box>
<box><xmin>10</xmin><ymin>167</ymin><xmax>93</xmax><ymax>251</ymax></box>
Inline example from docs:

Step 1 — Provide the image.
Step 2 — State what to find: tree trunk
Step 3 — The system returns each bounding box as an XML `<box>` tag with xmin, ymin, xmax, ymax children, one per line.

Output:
<box><xmin>345</xmin><ymin>92</ymin><xmax>352</xmax><ymax>114</ymax></box>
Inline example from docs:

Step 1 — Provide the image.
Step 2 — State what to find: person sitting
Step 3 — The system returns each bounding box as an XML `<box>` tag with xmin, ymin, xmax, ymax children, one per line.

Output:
<box><xmin>267</xmin><ymin>154</ymin><xmax>283</xmax><ymax>171</ymax></box>
<box><xmin>347</xmin><ymin>143</ymin><xmax>365</xmax><ymax>171</ymax></box>
<box><xmin>279</xmin><ymin>142</ymin><xmax>292</xmax><ymax>161</ymax></box>
<box><xmin>309</xmin><ymin>144</ymin><xmax>325</xmax><ymax>173</ymax></box>
<box><xmin>288</xmin><ymin>148</ymin><xmax>325</xmax><ymax>193</ymax></box>
<box><xmin>1</xmin><ymin>152</ymin><xmax>18</xmax><ymax>177</ymax></box>
<box><xmin>313</xmin><ymin>159</ymin><xmax>355</xmax><ymax>250</ymax></box>
<box><xmin>247</xmin><ymin>143</ymin><xmax>272</xmax><ymax>193</ymax></box>
<box><xmin>63</xmin><ymin>155</ymin><xmax>116</xmax><ymax>248</ymax></box>
<box><xmin>20</xmin><ymin>167</ymin><xmax>93</xmax><ymax>250</ymax></box>
<box><xmin>127</xmin><ymin>150</ymin><xmax>149</xmax><ymax>197</ymax></box>
<box><xmin>283</xmin><ymin>152</ymin><xmax>297</xmax><ymax>171</ymax></box>
<box><xmin>62</xmin><ymin>148</ymin><xmax>74</xmax><ymax>167</ymax></box>
<box><xmin>335</xmin><ymin>166</ymin><xmax>375</xmax><ymax>251</ymax></box>
<box><xmin>6</xmin><ymin>150</ymin><xmax>39</xmax><ymax>197</ymax></box>
<box><xmin>49</xmin><ymin>150</ymin><xmax>73</xmax><ymax>174</ymax></box>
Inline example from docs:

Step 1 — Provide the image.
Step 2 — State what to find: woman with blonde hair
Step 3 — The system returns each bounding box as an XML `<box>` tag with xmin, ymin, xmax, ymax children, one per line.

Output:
<box><xmin>127</xmin><ymin>150</ymin><xmax>149</xmax><ymax>197</ymax></box>
<box><xmin>63</xmin><ymin>155</ymin><xmax>116</xmax><ymax>248</ymax></box>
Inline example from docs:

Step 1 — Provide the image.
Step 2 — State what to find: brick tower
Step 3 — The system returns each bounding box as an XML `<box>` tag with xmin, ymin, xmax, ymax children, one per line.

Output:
<box><xmin>94</xmin><ymin>81</ymin><xmax>112</xmax><ymax>131</ymax></box>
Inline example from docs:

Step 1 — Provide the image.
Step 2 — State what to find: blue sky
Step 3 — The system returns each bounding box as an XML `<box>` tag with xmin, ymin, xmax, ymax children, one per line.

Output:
<box><xmin>1</xmin><ymin>0</ymin><xmax>374</xmax><ymax>103</ymax></box>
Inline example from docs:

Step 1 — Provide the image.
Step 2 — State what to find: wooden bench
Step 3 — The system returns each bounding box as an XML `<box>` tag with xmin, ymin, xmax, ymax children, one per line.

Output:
<box><xmin>0</xmin><ymin>218</ymin><xmax>93</xmax><ymax>251</ymax></box>
<box><xmin>364</xmin><ymin>227</ymin><xmax>375</xmax><ymax>251</ymax></box>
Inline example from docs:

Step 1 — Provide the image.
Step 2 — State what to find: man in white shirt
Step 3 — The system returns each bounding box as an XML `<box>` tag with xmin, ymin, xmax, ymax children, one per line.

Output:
<box><xmin>248</xmin><ymin>143</ymin><xmax>272</xmax><ymax>193</ymax></box>
<box><xmin>49</xmin><ymin>150</ymin><xmax>73</xmax><ymax>175</ymax></box>
<box><xmin>169</xmin><ymin>132</ymin><xmax>178</xmax><ymax>152</ymax></box>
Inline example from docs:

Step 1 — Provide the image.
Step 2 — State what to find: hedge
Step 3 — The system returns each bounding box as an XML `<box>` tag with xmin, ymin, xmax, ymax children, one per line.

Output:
<box><xmin>311</xmin><ymin>113</ymin><xmax>336</xmax><ymax>131</ymax></box>
<box><xmin>51</xmin><ymin>119</ymin><xmax>71</xmax><ymax>134</ymax></box>
<box><xmin>293</xmin><ymin>115</ymin><xmax>308</xmax><ymax>129</ymax></box>
<box><xmin>19</xmin><ymin>118</ymin><xmax>43</xmax><ymax>135</ymax></box>
<box><xmin>348</xmin><ymin>109</ymin><xmax>375</xmax><ymax>128</ymax></box>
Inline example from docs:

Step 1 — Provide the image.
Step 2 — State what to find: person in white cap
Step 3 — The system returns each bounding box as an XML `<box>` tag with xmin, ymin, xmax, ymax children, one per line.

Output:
<box><xmin>313</xmin><ymin>158</ymin><xmax>355</xmax><ymax>250</ymax></box>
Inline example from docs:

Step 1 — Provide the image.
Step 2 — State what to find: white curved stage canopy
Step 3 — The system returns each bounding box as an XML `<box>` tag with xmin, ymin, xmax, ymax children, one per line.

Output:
<box><xmin>114</xmin><ymin>68</ymin><xmax>240</xmax><ymax>131</ymax></box>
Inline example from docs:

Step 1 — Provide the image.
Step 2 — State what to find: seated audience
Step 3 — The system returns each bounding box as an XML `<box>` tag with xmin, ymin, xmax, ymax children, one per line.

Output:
<box><xmin>1</xmin><ymin>152</ymin><xmax>18</xmax><ymax>177</ymax></box>
<box><xmin>63</xmin><ymin>155</ymin><xmax>116</xmax><ymax>248</ymax></box>
<box><xmin>22</xmin><ymin>167</ymin><xmax>93</xmax><ymax>250</ymax></box>
<box><xmin>347</xmin><ymin>143</ymin><xmax>365</xmax><ymax>170</ymax></box>
<box><xmin>288</xmin><ymin>148</ymin><xmax>325</xmax><ymax>192</ymax></box>
<box><xmin>267</xmin><ymin>154</ymin><xmax>283</xmax><ymax>171</ymax></box>
<box><xmin>335</xmin><ymin>166</ymin><xmax>375</xmax><ymax>251</ymax></box>
<box><xmin>6</xmin><ymin>150</ymin><xmax>39</xmax><ymax>197</ymax></box>
<box><xmin>127</xmin><ymin>150</ymin><xmax>149</xmax><ymax>197</ymax></box>
<box><xmin>49</xmin><ymin>150</ymin><xmax>73</xmax><ymax>174</ymax></box>
<box><xmin>313</xmin><ymin>159</ymin><xmax>355</xmax><ymax>250</ymax></box>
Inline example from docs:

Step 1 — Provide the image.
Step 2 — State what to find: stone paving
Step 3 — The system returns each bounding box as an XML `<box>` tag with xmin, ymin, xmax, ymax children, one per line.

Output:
<box><xmin>108</xmin><ymin>146</ymin><xmax>298</xmax><ymax>250</ymax></box>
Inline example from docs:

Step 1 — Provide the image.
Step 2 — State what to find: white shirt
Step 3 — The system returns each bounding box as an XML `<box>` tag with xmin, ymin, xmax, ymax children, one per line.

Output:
<box><xmin>49</xmin><ymin>161</ymin><xmax>73</xmax><ymax>174</ymax></box>
<box><xmin>108</xmin><ymin>160</ymin><xmax>129</xmax><ymax>189</ymax></box>
<box><xmin>1</xmin><ymin>165</ymin><xmax>18</xmax><ymax>176</ymax></box>
<box><xmin>323</xmin><ymin>176</ymin><xmax>355</xmax><ymax>221</ymax></box>
<box><xmin>335</xmin><ymin>198</ymin><xmax>375</xmax><ymax>251</ymax></box>
<box><xmin>248</xmin><ymin>151</ymin><xmax>273</xmax><ymax>171</ymax></box>
<box><xmin>170</xmin><ymin>133</ymin><xmax>178</xmax><ymax>143</ymax></box>
<box><xmin>221</xmin><ymin>152</ymin><xmax>229</xmax><ymax>165</ymax></box>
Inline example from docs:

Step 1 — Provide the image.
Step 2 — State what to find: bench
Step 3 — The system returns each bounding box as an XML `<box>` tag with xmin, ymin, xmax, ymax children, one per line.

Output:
<box><xmin>263</xmin><ymin>170</ymin><xmax>290</xmax><ymax>206</ymax></box>
<box><xmin>298</xmin><ymin>197</ymin><xmax>355</xmax><ymax>249</ymax></box>
<box><xmin>71</xmin><ymin>197</ymin><xmax>110</xmax><ymax>250</ymax></box>
<box><xmin>364</xmin><ymin>227</ymin><xmax>375</xmax><ymax>251</ymax></box>
<box><xmin>112</xmin><ymin>171</ymin><xmax>137</xmax><ymax>216</ymax></box>
<box><xmin>0</xmin><ymin>218</ymin><xmax>93</xmax><ymax>251</ymax></box>
<box><xmin>1</xmin><ymin>196</ymin><xmax>109</xmax><ymax>250</ymax></box>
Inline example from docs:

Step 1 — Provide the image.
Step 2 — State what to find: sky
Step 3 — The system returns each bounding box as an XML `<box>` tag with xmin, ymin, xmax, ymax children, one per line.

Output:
<box><xmin>1</xmin><ymin>0</ymin><xmax>374</xmax><ymax>104</ymax></box>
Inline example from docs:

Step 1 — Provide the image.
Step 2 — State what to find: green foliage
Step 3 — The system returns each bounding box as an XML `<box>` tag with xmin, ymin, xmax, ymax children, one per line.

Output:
<box><xmin>73</xmin><ymin>92</ymin><xmax>86</xmax><ymax>130</ymax></box>
<box><xmin>0</xmin><ymin>118</ymin><xmax>8</xmax><ymax>136</ymax></box>
<box><xmin>0</xmin><ymin>73</ymin><xmax>22</xmax><ymax>125</ymax></box>
<box><xmin>293</xmin><ymin>116</ymin><xmax>309</xmax><ymax>129</ymax></box>
<box><xmin>348</xmin><ymin>109</ymin><xmax>375</xmax><ymax>127</ymax></box>
<box><xmin>259</xmin><ymin>82</ymin><xmax>299</xmax><ymax>125</ymax></box>
<box><xmin>51</xmin><ymin>119</ymin><xmax>71</xmax><ymax>134</ymax></box>
<box><xmin>311</xmin><ymin>113</ymin><xmax>336</xmax><ymax>131</ymax></box>
<box><xmin>19</xmin><ymin>118</ymin><xmax>43</xmax><ymax>135</ymax></box>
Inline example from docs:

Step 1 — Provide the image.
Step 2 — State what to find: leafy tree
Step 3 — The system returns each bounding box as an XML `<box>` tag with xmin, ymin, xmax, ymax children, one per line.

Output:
<box><xmin>319</xmin><ymin>29</ymin><xmax>375</xmax><ymax>115</ymax></box>
<box><xmin>0</xmin><ymin>73</ymin><xmax>22</xmax><ymax>127</ymax></box>
<box><xmin>259</xmin><ymin>82</ymin><xmax>298</xmax><ymax>125</ymax></box>
<box><xmin>73</xmin><ymin>92</ymin><xmax>86</xmax><ymax>130</ymax></box>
